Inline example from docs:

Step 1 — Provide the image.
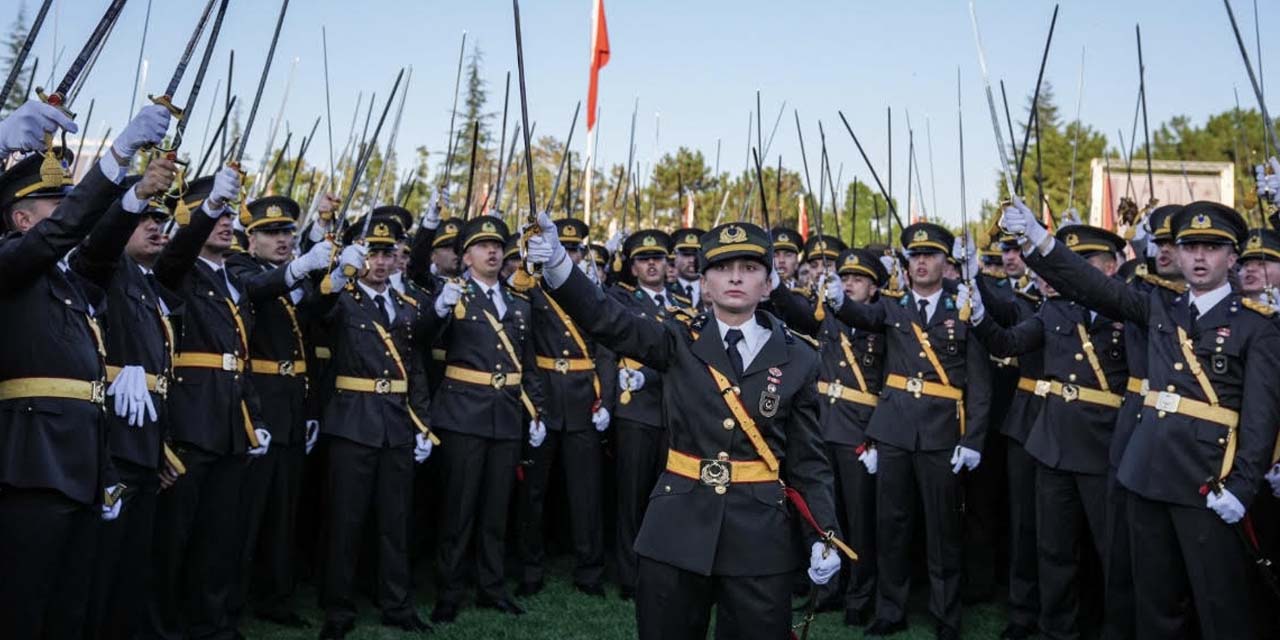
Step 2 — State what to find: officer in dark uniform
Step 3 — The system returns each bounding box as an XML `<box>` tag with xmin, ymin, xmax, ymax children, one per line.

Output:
<box><xmin>1238</xmin><ymin>227</ymin><xmax>1280</xmax><ymax>301</ymax></box>
<box><xmin>770</xmin><ymin>225</ymin><xmax>803</xmax><ymax>288</ymax></box>
<box><xmin>69</xmin><ymin>161</ymin><xmax>183</xmax><ymax>640</ymax></box>
<box><xmin>769</xmin><ymin>246</ymin><xmax>887</xmax><ymax>626</ymax></box>
<box><xmin>1002</xmin><ymin>199</ymin><xmax>1280</xmax><ymax>640</ymax></box>
<box><xmin>607</xmin><ymin>228</ymin><xmax>677</xmax><ymax>599</ymax></box>
<box><xmin>516</xmin><ymin>217</ymin><xmax>614</xmax><ymax>596</ymax></box>
<box><xmin>965</xmin><ymin>224</ymin><xmax>1130</xmax><ymax>639</ymax></box>
<box><xmin>427</xmin><ymin>215</ymin><xmax>547</xmax><ymax>623</ymax></box>
<box><xmin>830</xmin><ymin>222</ymin><xmax>993</xmax><ymax>639</ymax></box>
<box><xmin>0</xmin><ymin>101</ymin><xmax>167</xmax><ymax>637</ymax></box>
<box><xmin>525</xmin><ymin>215</ymin><xmax>849</xmax><ymax>640</ymax></box>
<box><xmin>145</xmin><ymin>165</ymin><xmax>274</xmax><ymax>640</ymax></box>
<box><xmin>315</xmin><ymin>217</ymin><xmax>435</xmax><ymax>639</ymax></box>
<box><xmin>672</xmin><ymin>227</ymin><xmax>706</xmax><ymax>308</ymax></box>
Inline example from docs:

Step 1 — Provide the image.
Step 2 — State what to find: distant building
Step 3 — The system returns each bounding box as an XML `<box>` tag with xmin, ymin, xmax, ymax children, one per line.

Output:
<box><xmin>1087</xmin><ymin>158</ymin><xmax>1235</xmax><ymax>230</ymax></box>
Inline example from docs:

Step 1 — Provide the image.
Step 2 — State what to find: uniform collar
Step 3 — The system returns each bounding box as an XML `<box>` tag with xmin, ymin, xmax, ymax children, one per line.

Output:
<box><xmin>1187</xmin><ymin>281</ymin><xmax>1232</xmax><ymax>316</ymax></box>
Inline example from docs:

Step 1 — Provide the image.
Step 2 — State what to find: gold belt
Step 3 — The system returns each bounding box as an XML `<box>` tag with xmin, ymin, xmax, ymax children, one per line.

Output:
<box><xmin>885</xmin><ymin>373</ymin><xmax>963</xmax><ymax>401</ymax></box>
<box><xmin>535</xmin><ymin>356</ymin><xmax>595</xmax><ymax>374</ymax></box>
<box><xmin>1019</xmin><ymin>378</ymin><xmax>1123</xmax><ymax>409</ymax></box>
<box><xmin>816</xmin><ymin>380</ymin><xmax>879</xmax><ymax>408</ymax></box>
<box><xmin>1143</xmin><ymin>391</ymin><xmax>1239</xmax><ymax>428</ymax></box>
<box><xmin>334</xmin><ymin>375</ymin><xmax>407</xmax><ymax>395</ymax></box>
<box><xmin>665</xmin><ymin>449</ymin><xmax>779</xmax><ymax>494</ymax></box>
<box><xmin>1126</xmin><ymin>377</ymin><xmax>1149</xmax><ymax>396</ymax></box>
<box><xmin>444</xmin><ymin>365</ymin><xmax>522</xmax><ymax>388</ymax></box>
<box><xmin>249</xmin><ymin>359</ymin><xmax>308</xmax><ymax>376</ymax></box>
<box><xmin>105</xmin><ymin>365</ymin><xmax>169</xmax><ymax>396</ymax></box>
<box><xmin>0</xmin><ymin>377</ymin><xmax>106</xmax><ymax>404</ymax></box>
<box><xmin>173</xmin><ymin>352</ymin><xmax>245</xmax><ymax>373</ymax></box>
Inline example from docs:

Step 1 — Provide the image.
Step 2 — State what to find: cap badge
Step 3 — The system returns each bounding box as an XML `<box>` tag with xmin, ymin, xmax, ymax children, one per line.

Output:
<box><xmin>642</xmin><ymin>235</ymin><xmax>657</xmax><ymax>247</ymax></box>
<box><xmin>1190</xmin><ymin>213</ymin><xmax>1212</xmax><ymax>230</ymax></box>
<box><xmin>913</xmin><ymin>229</ymin><xmax>929</xmax><ymax>243</ymax></box>
<box><xmin>482</xmin><ymin>221</ymin><xmax>497</xmax><ymax>233</ymax></box>
<box><xmin>266</xmin><ymin>204</ymin><xmax>283</xmax><ymax>218</ymax></box>
<box><xmin>720</xmin><ymin>225</ymin><xmax>747</xmax><ymax>243</ymax></box>
<box><xmin>1066</xmin><ymin>233</ymin><xmax>1080</xmax><ymax>247</ymax></box>
<box><xmin>1247</xmin><ymin>234</ymin><xmax>1262</xmax><ymax>249</ymax></box>
<box><xmin>373</xmin><ymin>222</ymin><xmax>391</xmax><ymax>238</ymax></box>
<box><xmin>564</xmin><ymin>225</ymin><xmax>578</xmax><ymax>237</ymax></box>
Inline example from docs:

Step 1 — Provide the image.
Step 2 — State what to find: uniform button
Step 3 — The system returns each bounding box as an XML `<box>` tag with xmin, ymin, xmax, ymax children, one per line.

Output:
<box><xmin>233</xmin><ymin>374</ymin><xmax>239</xmax><ymax>380</ymax></box>
<box><xmin>564</xmin><ymin>331</ymin><xmax>572</xmax><ymax>337</ymax></box>
<box><xmin>838</xmin><ymin>361</ymin><xmax>846</xmax><ymax>367</ymax></box>
<box><xmin>383</xmin><ymin>370</ymin><xmax>390</xmax><ymax>375</ymax></box>
<box><xmin>918</xmin><ymin>352</ymin><xmax>926</xmax><ymax>359</ymax></box>
<box><xmin>497</xmin><ymin>344</ymin><xmax>504</xmax><ymax>350</ymax></box>
<box><xmin>64</xmin><ymin>298</ymin><xmax>72</xmax><ymax>305</ymax></box>
<box><xmin>1157</xmin><ymin>410</ymin><xmax>1166</xmax><ymax>418</ymax></box>
<box><xmin>1074</xmin><ymin>354</ymin><xmax>1083</xmax><ymax>361</ymax></box>
<box><xmin>1174</xmin><ymin>363</ymin><xmax>1183</xmax><ymax>371</ymax></box>
<box><xmin>359</xmin><ymin>324</ymin><xmax>366</xmax><ymax>329</ymax></box>
<box><xmin>563</xmin><ymin>350</ymin><xmax>571</xmax><ymax>356</ymax></box>
<box><xmin>664</xmin><ymin>485</ymin><xmax>671</xmax><ymax>493</ymax></box>
<box><xmin>1167</xmin><ymin>385</ymin><xmax>1176</xmax><ymax>392</ymax></box>
<box><xmin>1217</xmin><ymin>437</ymin><xmax>1226</xmax><ymax>445</ymax></box>
<box><xmin>714</xmin><ymin>485</ymin><xmax>727</xmax><ymax>495</ymax></box>
<box><xmin>496</xmin><ymin>364</ymin><xmax>504</xmax><ymax>370</ymax></box>
<box><xmin>722</xmin><ymin>418</ymin><xmax>735</xmax><ymax>430</ymax></box>
<box><xmin>717</xmin><ymin>451</ymin><xmax>729</xmax><ymax>461</ymax></box>
<box><xmin>1214</xmin><ymin>347</ymin><xmax>1222</xmax><ymax>353</ymax></box>
<box><xmin>1068</xmin><ymin>374</ymin><xmax>1077</xmax><ymax>381</ymax></box>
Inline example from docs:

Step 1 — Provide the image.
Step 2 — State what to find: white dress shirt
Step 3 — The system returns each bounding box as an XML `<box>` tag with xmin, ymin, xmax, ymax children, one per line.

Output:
<box><xmin>1187</xmin><ymin>281</ymin><xmax>1233</xmax><ymax>319</ymax></box>
<box><xmin>718</xmin><ymin>317</ymin><xmax>770</xmax><ymax>371</ymax></box>
<box><xmin>473</xmin><ymin>279</ymin><xmax>507</xmax><ymax>319</ymax></box>
<box><xmin>198</xmin><ymin>256</ymin><xmax>240</xmax><ymax>303</ymax></box>
<box><xmin>639</xmin><ymin>285</ymin><xmax>669</xmax><ymax>309</ymax></box>
<box><xmin>911</xmin><ymin>288</ymin><xmax>944</xmax><ymax>324</ymax></box>
<box><xmin>358</xmin><ymin>280</ymin><xmax>396</xmax><ymax>323</ymax></box>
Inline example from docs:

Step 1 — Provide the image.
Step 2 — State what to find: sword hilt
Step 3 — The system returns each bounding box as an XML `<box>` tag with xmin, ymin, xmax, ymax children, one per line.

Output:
<box><xmin>36</xmin><ymin>87</ymin><xmax>74</xmax><ymax>119</ymax></box>
<box><xmin>148</xmin><ymin>94</ymin><xmax>186</xmax><ymax>120</ymax></box>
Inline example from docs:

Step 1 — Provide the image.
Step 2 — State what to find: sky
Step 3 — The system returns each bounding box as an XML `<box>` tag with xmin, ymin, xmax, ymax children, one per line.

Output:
<box><xmin>13</xmin><ymin>0</ymin><xmax>1279</xmax><ymax>228</ymax></box>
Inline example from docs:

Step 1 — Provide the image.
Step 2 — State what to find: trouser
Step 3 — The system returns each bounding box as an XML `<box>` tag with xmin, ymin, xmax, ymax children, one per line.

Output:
<box><xmin>825</xmin><ymin>442</ymin><xmax>876</xmax><ymax>614</ymax></box>
<box><xmin>143</xmin><ymin>448</ymin><xmax>245</xmax><ymax>640</ymax></box>
<box><xmin>1102</xmin><ymin>472</ymin><xmax>1135</xmax><ymax>640</ymax></box>
<box><xmin>875</xmin><ymin>444</ymin><xmax>962</xmax><ymax>630</ymax></box>
<box><xmin>1127</xmin><ymin>491</ymin><xmax>1254</xmax><ymax>640</ymax></box>
<box><xmin>232</xmin><ymin>442</ymin><xmax>304</xmax><ymax>619</ymax></box>
<box><xmin>635</xmin><ymin>556</ymin><xmax>792</xmax><ymax>640</ymax></box>
<box><xmin>1036</xmin><ymin>464</ymin><xmax>1107</xmax><ymax>640</ymax></box>
<box><xmin>962</xmin><ymin>431</ymin><xmax>1004</xmax><ymax>601</ymax></box>
<box><xmin>517</xmin><ymin>428</ymin><xmax>605</xmax><ymax>587</ymax></box>
<box><xmin>320</xmin><ymin>436</ymin><xmax>414</xmax><ymax>625</ymax></box>
<box><xmin>1006</xmin><ymin>439</ymin><xmax>1040</xmax><ymax>629</ymax></box>
<box><xmin>0</xmin><ymin>487</ymin><xmax>97</xmax><ymax>640</ymax></box>
<box><xmin>613</xmin><ymin>420</ymin><xmax>667</xmax><ymax>593</ymax></box>
<box><xmin>87</xmin><ymin>460</ymin><xmax>159</xmax><ymax>640</ymax></box>
<box><xmin>434</xmin><ymin>429</ymin><xmax>520</xmax><ymax>604</ymax></box>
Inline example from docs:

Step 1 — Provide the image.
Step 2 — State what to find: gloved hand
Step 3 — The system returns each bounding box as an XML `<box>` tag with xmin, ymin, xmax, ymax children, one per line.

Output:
<box><xmin>422</xmin><ymin>188</ymin><xmax>443</xmax><ymax>230</ymax></box>
<box><xmin>824</xmin><ymin>272</ymin><xmax>845</xmax><ymax>308</ymax></box>
<box><xmin>1255</xmin><ymin>158</ymin><xmax>1280</xmax><ymax>206</ymax></box>
<box><xmin>203</xmin><ymin>165</ymin><xmax>242</xmax><ymax>215</ymax></box>
<box><xmin>338</xmin><ymin>243</ymin><xmax>367</xmax><ymax>274</ymax></box>
<box><xmin>247</xmin><ymin>428</ymin><xmax>272</xmax><ymax>457</ymax></box>
<box><xmin>289</xmin><ymin>240</ymin><xmax>334</xmax><ymax>281</ymax></box>
<box><xmin>0</xmin><ymin>99</ymin><xmax>78</xmax><ymax>154</ymax></box>
<box><xmin>1266</xmin><ymin>463</ymin><xmax>1280</xmax><ymax>498</ymax></box>
<box><xmin>524</xmin><ymin>211</ymin><xmax>565</xmax><ymax>267</ymax></box>
<box><xmin>305</xmin><ymin>419</ymin><xmax>319</xmax><ymax>455</ymax></box>
<box><xmin>858</xmin><ymin>446</ymin><xmax>878</xmax><ymax>475</ymax></box>
<box><xmin>605</xmin><ymin>230</ymin><xmax>626</xmax><ymax>254</ymax></box>
<box><xmin>618</xmin><ymin>367</ymin><xmax>646</xmax><ymax>392</ymax></box>
<box><xmin>956</xmin><ymin>282</ymin><xmax>985</xmax><ymax>325</ymax></box>
<box><xmin>101</xmin><ymin>485</ymin><xmax>124</xmax><ymax>521</ymax></box>
<box><xmin>433</xmin><ymin>280</ymin><xmax>464</xmax><ymax>318</ymax></box>
<box><xmin>413</xmin><ymin>432</ymin><xmax>433</xmax><ymax>463</ymax></box>
<box><xmin>592</xmin><ymin>406</ymin><xmax>611</xmax><ymax>432</ymax></box>
<box><xmin>1000</xmin><ymin>196</ymin><xmax>1048</xmax><ymax>249</ymax></box>
<box><xmin>1267</xmin><ymin>289</ymin><xmax>1280</xmax><ymax>315</ymax></box>
<box><xmin>107</xmin><ymin>365</ymin><xmax>158</xmax><ymax>428</ymax></box>
<box><xmin>1206</xmin><ymin>487</ymin><xmax>1246</xmax><ymax>524</ymax></box>
<box><xmin>950</xmin><ymin>445</ymin><xmax>981</xmax><ymax>474</ymax></box>
<box><xmin>1060</xmin><ymin>206</ymin><xmax>1083</xmax><ymax>227</ymax></box>
<box><xmin>112</xmin><ymin>104</ymin><xmax>171</xmax><ymax>160</ymax></box>
<box><xmin>806</xmin><ymin>541</ymin><xmax>841</xmax><ymax>585</ymax></box>
<box><xmin>528</xmin><ymin>419</ymin><xmax>547</xmax><ymax>448</ymax></box>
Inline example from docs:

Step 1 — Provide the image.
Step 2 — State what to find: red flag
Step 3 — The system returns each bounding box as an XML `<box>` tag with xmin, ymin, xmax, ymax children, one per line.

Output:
<box><xmin>797</xmin><ymin>194</ymin><xmax>809</xmax><ymax>240</ymax></box>
<box><xmin>586</xmin><ymin>0</ymin><xmax>610</xmax><ymax>132</ymax></box>
<box><xmin>683</xmin><ymin>190</ymin><xmax>695</xmax><ymax>227</ymax></box>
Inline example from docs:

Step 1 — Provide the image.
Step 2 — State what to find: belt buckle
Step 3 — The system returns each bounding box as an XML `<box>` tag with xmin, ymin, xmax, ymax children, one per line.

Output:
<box><xmin>699</xmin><ymin>459</ymin><xmax>731</xmax><ymax>492</ymax></box>
<box><xmin>374</xmin><ymin>378</ymin><xmax>392</xmax><ymax>394</ymax></box>
<box><xmin>1155</xmin><ymin>391</ymin><xmax>1181</xmax><ymax>413</ymax></box>
<box><xmin>90</xmin><ymin>380</ymin><xmax>106</xmax><ymax>404</ymax></box>
<box><xmin>491</xmin><ymin>372</ymin><xmax>507</xmax><ymax>389</ymax></box>
<box><xmin>155</xmin><ymin>376</ymin><xmax>169</xmax><ymax>398</ymax></box>
<box><xmin>1034</xmin><ymin>380</ymin><xmax>1052</xmax><ymax>397</ymax></box>
<box><xmin>554</xmin><ymin>358</ymin><xmax>569</xmax><ymax>374</ymax></box>
<box><xmin>221</xmin><ymin>353</ymin><xmax>237</xmax><ymax>372</ymax></box>
<box><xmin>1061</xmin><ymin>383</ymin><xmax>1080</xmax><ymax>403</ymax></box>
<box><xmin>905</xmin><ymin>376</ymin><xmax>924</xmax><ymax>399</ymax></box>
<box><xmin>1140</xmin><ymin>379</ymin><xmax>1150</xmax><ymax>396</ymax></box>
<box><xmin>278</xmin><ymin>360</ymin><xmax>295</xmax><ymax>376</ymax></box>
<box><xmin>825</xmin><ymin>381</ymin><xmax>844</xmax><ymax>401</ymax></box>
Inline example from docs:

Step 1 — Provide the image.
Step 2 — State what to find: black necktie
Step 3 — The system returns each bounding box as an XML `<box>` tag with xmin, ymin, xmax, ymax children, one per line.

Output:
<box><xmin>211</xmin><ymin>267</ymin><xmax>230</xmax><ymax>297</ymax></box>
<box><xmin>144</xmin><ymin>272</ymin><xmax>160</xmax><ymax>296</ymax></box>
<box><xmin>917</xmin><ymin>299</ymin><xmax>930</xmax><ymax>325</ymax></box>
<box><xmin>1189</xmin><ymin>301</ymin><xmax>1200</xmax><ymax>332</ymax></box>
<box><xmin>373</xmin><ymin>294</ymin><xmax>390</xmax><ymax>326</ymax></box>
<box><xmin>655</xmin><ymin>294</ymin><xmax>665</xmax><ymax>308</ymax></box>
<box><xmin>725</xmin><ymin>328</ymin><xmax>745</xmax><ymax>379</ymax></box>
<box><xmin>685</xmin><ymin>285</ymin><xmax>694</xmax><ymax>300</ymax></box>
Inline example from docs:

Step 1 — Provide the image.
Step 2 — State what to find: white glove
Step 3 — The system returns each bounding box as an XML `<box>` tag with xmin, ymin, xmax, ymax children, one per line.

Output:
<box><xmin>289</xmin><ymin>240</ymin><xmax>333</xmax><ymax>281</ymax></box>
<box><xmin>1267</xmin><ymin>288</ymin><xmax>1280</xmax><ymax>314</ymax></box>
<box><xmin>528</xmin><ymin>419</ymin><xmax>547</xmax><ymax>448</ymax></box>
<box><xmin>858</xmin><ymin>446</ymin><xmax>878</xmax><ymax>475</ymax></box>
<box><xmin>1255</xmin><ymin>158</ymin><xmax>1280</xmax><ymax>206</ymax></box>
<box><xmin>112</xmin><ymin>104</ymin><xmax>171</xmax><ymax>159</ymax></box>
<box><xmin>1206</xmin><ymin>488</ymin><xmax>1246</xmax><ymax>524</ymax></box>
<box><xmin>1061</xmin><ymin>207</ymin><xmax>1083</xmax><ymax>228</ymax></box>
<box><xmin>106</xmin><ymin>365</ymin><xmax>157</xmax><ymax>428</ymax></box>
<box><xmin>524</xmin><ymin>211</ymin><xmax>565</xmax><ymax>266</ymax></box>
<box><xmin>605</xmin><ymin>230</ymin><xmax>626</xmax><ymax>254</ymax></box>
<box><xmin>578</xmin><ymin>256</ymin><xmax>601</xmax><ymax>285</ymax></box>
<box><xmin>950</xmin><ymin>445</ymin><xmax>981</xmax><ymax>474</ymax></box>
<box><xmin>422</xmin><ymin>188</ymin><xmax>443</xmax><ymax>230</ymax></box>
<box><xmin>204</xmin><ymin>165</ymin><xmax>242</xmax><ymax>214</ymax></box>
<box><xmin>0</xmin><ymin>99</ymin><xmax>78</xmax><ymax>154</ymax></box>
<box><xmin>338</xmin><ymin>243</ymin><xmax>367</xmax><ymax>273</ymax></box>
<box><xmin>101</xmin><ymin>485</ymin><xmax>124</xmax><ymax>521</ymax></box>
<box><xmin>592</xmin><ymin>406</ymin><xmax>611</xmax><ymax>432</ymax></box>
<box><xmin>1000</xmin><ymin>196</ymin><xmax>1048</xmax><ymax>248</ymax></box>
<box><xmin>806</xmin><ymin>541</ymin><xmax>841</xmax><ymax>585</ymax></box>
<box><xmin>247</xmin><ymin>428</ymin><xmax>272</xmax><ymax>457</ymax></box>
<box><xmin>824</xmin><ymin>272</ymin><xmax>845</xmax><ymax>308</ymax></box>
<box><xmin>956</xmin><ymin>283</ymin><xmax>985</xmax><ymax>325</ymax></box>
<box><xmin>433</xmin><ymin>280</ymin><xmax>464</xmax><ymax>318</ymax></box>
<box><xmin>413</xmin><ymin>432</ymin><xmax>433</xmax><ymax>463</ymax></box>
<box><xmin>305</xmin><ymin>419</ymin><xmax>319</xmax><ymax>455</ymax></box>
<box><xmin>618</xmin><ymin>367</ymin><xmax>646</xmax><ymax>392</ymax></box>
<box><xmin>769</xmin><ymin>268</ymin><xmax>781</xmax><ymax>291</ymax></box>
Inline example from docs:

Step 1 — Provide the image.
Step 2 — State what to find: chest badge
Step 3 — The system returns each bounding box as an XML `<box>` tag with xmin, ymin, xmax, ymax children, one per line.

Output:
<box><xmin>759</xmin><ymin>390</ymin><xmax>780</xmax><ymax>417</ymax></box>
<box><xmin>1211</xmin><ymin>354</ymin><xmax>1228</xmax><ymax>374</ymax></box>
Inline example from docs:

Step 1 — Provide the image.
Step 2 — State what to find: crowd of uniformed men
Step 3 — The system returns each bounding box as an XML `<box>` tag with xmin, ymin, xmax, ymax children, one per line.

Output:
<box><xmin>1</xmin><ymin>96</ymin><xmax>1280</xmax><ymax>640</ymax></box>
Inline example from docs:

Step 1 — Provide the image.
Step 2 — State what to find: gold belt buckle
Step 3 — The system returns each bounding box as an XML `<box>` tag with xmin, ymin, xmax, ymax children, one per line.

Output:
<box><xmin>699</xmin><ymin>459</ymin><xmax>731</xmax><ymax>493</ymax></box>
<box><xmin>825</xmin><ymin>381</ymin><xmax>844</xmax><ymax>401</ymax></box>
<box><xmin>554</xmin><ymin>358</ymin><xmax>569</xmax><ymax>374</ymax></box>
<box><xmin>1061</xmin><ymin>383</ymin><xmax>1080</xmax><ymax>403</ymax></box>
<box><xmin>491</xmin><ymin>372</ymin><xmax>507</xmax><ymax>389</ymax></box>
<box><xmin>90</xmin><ymin>380</ymin><xmax>106</xmax><ymax>404</ymax></box>
<box><xmin>905</xmin><ymin>376</ymin><xmax>924</xmax><ymax>398</ymax></box>
<box><xmin>155</xmin><ymin>376</ymin><xmax>170</xmax><ymax>398</ymax></box>
<box><xmin>1155</xmin><ymin>391</ymin><xmax>1181</xmax><ymax>413</ymax></box>
<box><xmin>221</xmin><ymin>353</ymin><xmax>237</xmax><ymax>371</ymax></box>
<box><xmin>374</xmin><ymin>378</ymin><xmax>392</xmax><ymax>394</ymax></box>
<box><xmin>1140</xmin><ymin>379</ymin><xmax>1150</xmax><ymax>396</ymax></box>
<box><xmin>278</xmin><ymin>360</ymin><xmax>295</xmax><ymax>376</ymax></box>
<box><xmin>1034</xmin><ymin>380</ymin><xmax>1051</xmax><ymax>397</ymax></box>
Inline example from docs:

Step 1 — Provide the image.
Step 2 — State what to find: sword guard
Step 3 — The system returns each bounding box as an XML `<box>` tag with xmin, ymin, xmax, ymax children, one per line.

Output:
<box><xmin>148</xmin><ymin>94</ymin><xmax>186</xmax><ymax>120</ymax></box>
<box><xmin>36</xmin><ymin>87</ymin><xmax>74</xmax><ymax>118</ymax></box>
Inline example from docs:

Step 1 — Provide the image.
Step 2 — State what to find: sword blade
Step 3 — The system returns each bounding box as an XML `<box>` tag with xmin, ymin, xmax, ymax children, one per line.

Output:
<box><xmin>163</xmin><ymin>0</ymin><xmax>219</xmax><ymax>98</ymax></box>
<box><xmin>51</xmin><ymin>0</ymin><xmax>129</xmax><ymax>103</ymax></box>
<box><xmin>0</xmin><ymin>0</ymin><xmax>54</xmax><ymax>110</ymax></box>
<box><xmin>171</xmin><ymin>0</ymin><xmax>231</xmax><ymax>149</ymax></box>
<box><xmin>235</xmin><ymin>0</ymin><xmax>290</xmax><ymax>163</ymax></box>
<box><xmin>967</xmin><ymin>0</ymin><xmax>1018</xmax><ymax>200</ymax></box>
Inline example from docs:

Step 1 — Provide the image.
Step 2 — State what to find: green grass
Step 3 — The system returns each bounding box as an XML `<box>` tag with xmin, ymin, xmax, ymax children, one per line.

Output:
<box><xmin>242</xmin><ymin>565</ymin><xmax>1009</xmax><ymax>639</ymax></box>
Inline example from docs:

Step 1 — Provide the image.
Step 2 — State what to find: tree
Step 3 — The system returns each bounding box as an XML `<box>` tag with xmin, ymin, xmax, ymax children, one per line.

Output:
<box><xmin>1</xmin><ymin>2</ymin><xmax>33</xmax><ymax>114</ymax></box>
<box><xmin>1150</xmin><ymin>107</ymin><xmax>1274</xmax><ymax>213</ymax></box>
<box><xmin>445</xmin><ymin>45</ymin><xmax>496</xmax><ymax>215</ymax></box>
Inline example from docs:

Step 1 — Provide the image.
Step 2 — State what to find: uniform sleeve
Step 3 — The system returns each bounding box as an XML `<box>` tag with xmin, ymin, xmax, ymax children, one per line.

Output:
<box><xmin>548</xmin><ymin>265</ymin><xmax>676</xmax><ymax>371</ymax></box>
<box><xmin>595</xmin><ymin>344</ymin><xmax>618</xmax><ymax>413</ymax></box>
<box><xmin>407</xmin><ymin>225</ymin><xmax>437</xmax><ymax>290</ymax></box>
<box><xmin>784</xmin><ymin>354</ymin><xmax>841</xmax><ymax>545</ymax></box>
<box><xmin>69</xmin><ymin>199</ymin><xmax>139</xmax><ymax>289</ymax></box>
<box><xmin>225</xmin><ymin>257</ymin><xmax>293</xmax><ymax>301</ymax></box>
<box><xmin>976</xmin><ymin>273</ymin><xmax>1020</xmax><ymax>327</ymax></box>
<box><xmin>960</xmin><ymin>326</ymin><xmax>994</xmax><ymax>453</ymax></box>
<box><xmin>833</xmin><ymin>296</ymin><xmax>889</xmax><ymax>333</ymax></box>
<box><xmin>768</xmin><ymin>286</ymin><xmax>821</xmax><ymax>336</ymax></box>
<box><xmin>153</xmin><ymin>208</ymin><xmax>218</xmax><ymax>291</ymax></box>
<box><xmin>1225</xmin><ymin>326</ymin><xmax>1280</xmax><ymax>507</ymax></box>
<box><xmin>1025</xmin><ymin>241</ymin><xmax>1148</xmax><ymax>325</ymax></box>
<box><xmin>971</xmin><ymin>314</ymin><xmax>1045</xmax><ymax>359</ymax></box>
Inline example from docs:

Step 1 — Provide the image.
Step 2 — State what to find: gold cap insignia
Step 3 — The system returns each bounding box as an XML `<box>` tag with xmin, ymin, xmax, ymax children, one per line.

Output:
<box><xmin>266</xmin><ymin>204</ymin><xmax>283</xmax><ymax>218</ymax></box>
<box><xmin>685</xmin><ymin>233</ymin><xmax>697</xmax><ymax>244</ymax></box>
<box><xmin>912</xmin><ymin>229</ymin><xmax>929</xmax><ymax>243</ymax></box>
<box><xmin>642</xmin><ymin>235</ymin><xmax>657</xmax><ymax>247</ymax></box>
<box><xmin>373</xmin><ymin>222</ymin><xmax>391</xmax><ymax>238</ymax></box>
<box><xmin>1066</xmin><ymin>233</ymin><xmax>1080</xmax><ymax>247</ymax></box>
<box><xmin>1247</xmin><ymin>234</ymin><xmax>1262</xmax><ymax>249</ymax></box>
<box><xmin>1190</xmin><ymin>213</ymin><xmax>1212</xmax><ymax>229</ymax></box>
<box><xmin>482</xmin><ymin>221</ymin><xmax>496</xmax><ymax>233</ymax></box>
<box><xmin>564</xmin><ymin>225</ymin><xmax>578</xmax><ymax>237</ymax></box>
<box><xmin>719</xmin><ymin>225</ymin><xmax>747</xmax><ymax>243</ymax></box>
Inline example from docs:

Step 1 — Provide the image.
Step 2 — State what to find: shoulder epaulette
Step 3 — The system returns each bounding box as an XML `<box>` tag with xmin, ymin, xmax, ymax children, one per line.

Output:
<box><xmin>690</xmin><ymin>313</ymin><xmax>709</xmax><ymax>332</ymax></box>
<box><xmin>668</xmin><ymin>307</ymin><xmax>696</xmax><ymax>325</ymax></box>
<box><xmin>616</xmin><ymin>282</ymin><xmax>636</xmax><ymax>293</ymax></box>
<box><xmin>671</xmin><ymin>293</ymin><xmax>693</xmax><ymax>306</ymax></box>
<box><xmin>1138</xmin><ymin>272</ymin><xmax>1188</xmax><ymax>295</ymax></box>
<box><xmin>507</xmin><ymin>289</ymin><xmax>529</xmax><ymax>301</ymax></box>
<box><xmin>1241</xmin><ymin>297</ymin><xmax>1276</xmax><ymax>317</ymax></box>
<box><xmin>397</xmin><ymin>291</ymin><xmax>420</xmax><ymax>308</ymax></box>
<box><xmin>1015</xmin><ymin>289</ymin><xmax>1042</xmax><ymax>303</ymax></box>
<box><xmin>787</xmin><ymin>327</ymin><xmax>820</xmax><ymax>349</ymax></box>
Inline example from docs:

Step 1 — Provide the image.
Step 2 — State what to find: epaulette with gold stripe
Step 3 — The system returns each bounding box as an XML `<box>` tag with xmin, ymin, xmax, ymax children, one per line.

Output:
<box><xmin>1241</xmin><ymin>297</ymin><xmax>1276</xmax><ymax>317</ymax></box>
<box><xmin>1015</xmin><ymin>289</ymin><xmax>1042</xmax><ymax>304</ymax></box>
<box><xmin>397</xmin><ymin>290</ymin><xmax>420</xmax><ymax>308</ymax></box>
<box><xmin>787</xmin><ymin>327</ymin><xmax>820</xmax><ymax>349</ymax></box>
<box><xmin>507</xmin><ymin>289</ymin><xmax>529</xmax><ymax>301</ymax></box>
<box><xmin>1138</xmin><ymin>272</ymin><xmax>1188</xmax><ymax>295</ymax></box>
<box><xmin>616</xmin><ymin>282</ymin><xmax>636</xmax><ymax>293</ymax></box>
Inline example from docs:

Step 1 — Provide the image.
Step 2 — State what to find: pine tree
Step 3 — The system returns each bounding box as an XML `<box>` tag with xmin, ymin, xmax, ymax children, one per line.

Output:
<box><xmin>1</xmin><ymin>2</ymin><xmax>32</xmax><ymax>114</ymax></box>
<box><xmin>447</xmin><ymin>45</ymin><xmax>493</xmax><ymax>214</ymax></box>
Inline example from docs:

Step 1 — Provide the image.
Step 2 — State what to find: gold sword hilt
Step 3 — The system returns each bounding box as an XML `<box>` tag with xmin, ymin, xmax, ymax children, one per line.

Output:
<box><xmin>148</xmin><ymin>94</ymin><xmax>186</xmax><ymax>120</ymax></box>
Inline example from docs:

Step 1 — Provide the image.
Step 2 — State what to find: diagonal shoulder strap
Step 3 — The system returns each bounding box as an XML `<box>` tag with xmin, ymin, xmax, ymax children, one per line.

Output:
<box><xmin>706</xmin><ymin>365</ymin><xmax>780</xmax><ymax>472</ymax></box>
